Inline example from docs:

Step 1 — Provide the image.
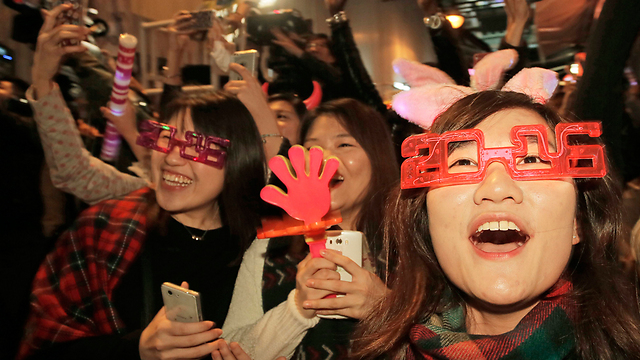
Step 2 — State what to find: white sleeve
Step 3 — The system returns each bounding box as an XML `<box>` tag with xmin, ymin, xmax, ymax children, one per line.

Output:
<box><xmin>222</xmin><ymin>239</ymin><xmax>320</xmax><ymax>360</ymax></box>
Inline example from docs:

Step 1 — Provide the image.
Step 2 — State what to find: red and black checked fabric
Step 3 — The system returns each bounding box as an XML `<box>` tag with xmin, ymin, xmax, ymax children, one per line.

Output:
<box><xmin>408</xmin><ymin>281</ymin><xmax>577</xmax><ymax>360</ymax></box>
<box><xmin>17</xmin><ymin>188</ymin><xmax>152</xmax><ymax>359</ymax></box>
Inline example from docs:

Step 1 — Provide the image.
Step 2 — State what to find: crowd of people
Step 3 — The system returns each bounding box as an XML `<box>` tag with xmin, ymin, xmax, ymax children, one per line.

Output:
<box><xmin>2</xmin><ymin>0</ymin><xmax>640</xmax><ymax>359</ymax></box>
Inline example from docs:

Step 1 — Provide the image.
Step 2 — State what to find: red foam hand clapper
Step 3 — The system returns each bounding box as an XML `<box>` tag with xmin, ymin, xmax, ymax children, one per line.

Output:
<box><xmin>260</xmin><ymin>145</ymin><xmax>340</xmax><ymax>257</ymax></box>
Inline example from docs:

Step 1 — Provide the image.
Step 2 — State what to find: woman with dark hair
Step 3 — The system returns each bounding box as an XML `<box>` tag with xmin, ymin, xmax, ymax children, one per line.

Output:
<box><xmin>221</xmin><ymin>98</ymin><xmax>399</xmax><ymax>359</ymax></box>
<box><xmin>352</xmin><ymin>90</ymin><xmax>640</xmax><ymax>360</ymax></box>
<box><xmin>19</xmin><ymin>88</ymin><xmax>267</xmax><ymax>360</ymax></box>
<box><xmin>18</xmin><ymin>7</ymin><xmax>267</xmax><ymax>359</ymax></box>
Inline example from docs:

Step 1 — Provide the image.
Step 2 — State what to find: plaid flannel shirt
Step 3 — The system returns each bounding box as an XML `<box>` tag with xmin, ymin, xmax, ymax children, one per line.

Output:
<box><xmin>17</xmin><ymin>187</ymin><xmax>151</xmax><ymax>359</ymax></box>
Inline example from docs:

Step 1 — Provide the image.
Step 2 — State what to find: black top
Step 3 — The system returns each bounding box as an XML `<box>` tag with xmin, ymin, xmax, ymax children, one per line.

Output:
<box><xmin>29</xmin><ymin>217</ymin><xmax>242</xmax><ymax>360</ymax></box>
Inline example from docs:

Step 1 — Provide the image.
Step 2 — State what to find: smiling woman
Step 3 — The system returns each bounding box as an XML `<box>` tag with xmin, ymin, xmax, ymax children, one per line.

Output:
<box><xmin>221</xmin><ymin>98</ymin><xmax>399</xmax><ymax>360</ymax></box>
<box><xmin>352</xmin><ymin>91</ymin><xmax>640</xmax><ymax>360</ymax></box>
<box><xmin>18</xmin><ymin>89</ymin><xmax>267</xmax><ymax>360</ymax></box>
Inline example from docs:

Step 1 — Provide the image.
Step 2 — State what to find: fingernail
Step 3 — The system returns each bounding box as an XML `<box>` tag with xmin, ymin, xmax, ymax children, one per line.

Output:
<box><xmin>303</xmin><ymin>301</ymin><xmax>311</xmax><ymax>308</ymax></box>
<box><xmin>307</xmin><ymin>280</ymin><xmax>314</xmax><ymax>287</ymax></box>
<box><xmin>320</xmin><ymin>250</ymin><xmax>326</xmax><ymax>256</ymax></box>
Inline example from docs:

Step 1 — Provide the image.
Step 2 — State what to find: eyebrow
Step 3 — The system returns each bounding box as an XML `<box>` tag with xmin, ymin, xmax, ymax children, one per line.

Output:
<box><xmin>305</xmin><ymin>133</ymin><xmax>354</xmax><ymax>142</ymax></box>
<box><xmin>525</xmin><ymin>135</ymin><xmax>557</xmax><ymax>152</ymax></box>
<box><xmin>446</xmin><ymin>135</ymin><xmax>558</xmax><ymax>154</ymax></box>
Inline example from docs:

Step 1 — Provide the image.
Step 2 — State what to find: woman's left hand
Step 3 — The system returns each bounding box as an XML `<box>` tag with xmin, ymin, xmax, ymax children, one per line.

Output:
<box><xmin>302</xmin><ymin>249</ymin><xmax>389</xmax><ymax>319</ymax></box>
<box><xmin>223</xmin><ymin>63</ymin><xmax>267</xmax><ymax>113</ymax></box>
<box><xmin>210</xmin><ymin>340</ymin><xmax>286</xmax><ymax>360</ymax></box>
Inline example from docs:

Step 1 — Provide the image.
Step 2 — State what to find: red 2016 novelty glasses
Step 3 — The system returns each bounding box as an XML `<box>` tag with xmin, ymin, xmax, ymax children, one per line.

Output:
<box><xmin>136</xmin><ymin>120</ymin><xmax>230</xmax><ymax>168</ymax></box>
<box><xmin>401</xmin><ymin>122</ymin><xmax>606</xmax><ymax>189</ymax></box>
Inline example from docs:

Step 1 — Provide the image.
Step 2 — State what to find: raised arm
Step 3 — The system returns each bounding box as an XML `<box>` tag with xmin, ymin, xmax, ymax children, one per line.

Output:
<box><xmin>29</xmin><ymin>5</ymin><xmax>146</xmax><ymax>204</ymax></box>
<box><xmin>224</xmin><ymin>63</ymin><xmax>283</xmax><ymax>161</ymax></box>
<box><xmin>325</xmin><ymin>0</ymin><xmax>387</xmax><ymax>115</ymax></box>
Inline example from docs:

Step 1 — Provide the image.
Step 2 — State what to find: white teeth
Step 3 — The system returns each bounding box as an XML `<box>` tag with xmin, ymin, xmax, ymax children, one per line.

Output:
<box><xmin>162</xmin><ymin>172</ymin><xmax>193</xmax><ymax>187</ymax></box>
<box><xmin>499</xmin><ymin>220</ymin><xmax>508</xmax><ymax>231</ymax></box>
<box><xmin>475</xmin><ymin>221</ymin><xmax>521</xmax><ymax>233</ymax></box>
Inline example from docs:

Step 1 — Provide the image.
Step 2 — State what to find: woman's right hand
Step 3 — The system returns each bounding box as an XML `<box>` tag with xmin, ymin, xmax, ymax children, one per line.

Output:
<box><xmin>32</xmin><ymin>4</ymin><xmax>89</xmax><ymax>98</ymax></box>
<box><xmin>139</xmin><ymin>283</ymin><xmax>223</xmax><ymax>360</ymax></box>
<box><xmin>168</xmin><ymin>11</ymin><xmax>195</xmax><ymax>50</ymax></box>
<box><xmin>295</xmin><ymin>253</ymin><xmax>341</xmax><ymax>319</ymax></box>
<box><xmin>271</xmin><ymin>28</ymin><xmax>304</xmax><ymax>58</ymax></box>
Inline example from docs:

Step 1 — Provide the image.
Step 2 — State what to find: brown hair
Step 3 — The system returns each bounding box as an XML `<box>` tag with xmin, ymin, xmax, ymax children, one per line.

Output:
<box><xmin>300</xmin><ymin>98</ymin><xmax>399</xmax><ymax>267</ymax></box>
<box><xmin>352</xmin><ymin>91</ymin><xmax>640</xmax><ymax>359</ymax></box>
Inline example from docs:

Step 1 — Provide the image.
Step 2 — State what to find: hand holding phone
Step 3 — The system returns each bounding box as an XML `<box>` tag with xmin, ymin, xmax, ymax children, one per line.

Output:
<box><xmin>47</xmin><ymin>0</ymin><xmax>84</xmax><ymax>46</ymax></box>
<box><xmin>32</xmin><ymin>4</ymin><xmax>88</xmax><ymax>97</ymax></box>
<box><xmin>229</xmin><ymin>50</ymin><xmax>258</xmax><ymax>81</ymax></box>
<box><xmin>139</xmin><ymin>282</ymin><xmax>221</xmax><ymax>360</ymax></box>
<box><xmin>302</xmin><ymin>231</ymin><xmax>388</xmax><ymax>320</ymax></box>
<box><xmin>161</xmin><ymin>282</ymin><xmax>203</xmax><ymax>322</ymax></box>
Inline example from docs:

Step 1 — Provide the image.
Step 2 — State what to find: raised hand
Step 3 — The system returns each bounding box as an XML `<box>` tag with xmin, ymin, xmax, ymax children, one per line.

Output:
<box><xmin>417</xmin><ymin>0</ymin><xmax>438</xmax><ymax>16</ymax></box>
<box><xmin>325</xmin><ymin>0</ymin><xmax>348</xmax><ymax>15</ymax></box>
<box><xmin>224</xmin><ymin>63</ymin><xmax>268</xmax><ymax>113</ymax></box>
<box><xmin>33</xmin><ymin>4</ymin><xmax>89</xmax><ymax>98</ymax></box>
<box><xmin>504</xmin><ymin>0</ymin><xmax>531</xmax><ymax>46</ymax></box>
<box><xmin>271</xmin><ymin>28</ymin><xmax>305</xmax><ymax>58</ymax></box>
<box><xmin>261</xmin><ymin>145</ymin><xmax>340</xmax><ymax>225</ymax></box>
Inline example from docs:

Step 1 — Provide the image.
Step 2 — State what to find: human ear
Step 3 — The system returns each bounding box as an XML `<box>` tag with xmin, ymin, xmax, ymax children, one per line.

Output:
<box><xmin>572</xmin><ymin>219</ymin><xmax>580</xmax><ymax>245</ymax></box>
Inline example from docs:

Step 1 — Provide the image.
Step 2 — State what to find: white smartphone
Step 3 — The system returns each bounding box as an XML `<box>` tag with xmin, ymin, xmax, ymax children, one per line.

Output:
<box><xmin>229</xmin><ymin>50</ymin><xmax>258</xmax><ymax>81</ymax></box>
<box><xmin>318</xmin><ymin>230</ymin><xmax>364</xmax><ymax>320</ymax></box>
<box><xmin>161</xmin><ymin>282</ymin><xmax>203</xmax><ymax>322</ymax></box>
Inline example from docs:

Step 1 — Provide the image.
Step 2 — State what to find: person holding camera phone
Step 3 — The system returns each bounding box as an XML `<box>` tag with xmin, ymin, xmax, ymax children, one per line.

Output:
<box><xmin>18</xmin><ymin>5</ymin><xmax>269</xmax><ymax>360</ymax></box>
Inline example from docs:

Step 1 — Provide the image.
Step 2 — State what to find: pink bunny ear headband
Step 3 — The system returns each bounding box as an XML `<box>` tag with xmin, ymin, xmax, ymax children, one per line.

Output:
<box><xmin>392</xmin><ymin>49</ymin><xmax>559</xmax><ymax>129</ymax></box>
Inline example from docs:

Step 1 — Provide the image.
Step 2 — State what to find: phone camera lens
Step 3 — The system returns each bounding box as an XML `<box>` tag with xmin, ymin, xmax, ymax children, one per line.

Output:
<box><xmin>168</xmin><ymin>290</ymin><xmax>173</xmax><ymax>296</ymax></box>
<box><xmin>337</xmin><ymin>238</ymin><xmax>343</xmax><ymax>244</ymax></box>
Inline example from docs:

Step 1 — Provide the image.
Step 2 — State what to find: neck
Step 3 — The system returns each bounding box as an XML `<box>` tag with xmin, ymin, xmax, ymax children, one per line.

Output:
<box><xmin>171</xmin><ymin>202</ymin><xmax>223</xmax><ymax>230</ymax></box>
<box><xmin>339</xmin><ymin>207</ymin><xmax>360</xmax><ymax>231</ymax></box>
<box><xmin>465</xmin><ymin>300</ymin><xmax>538</xmax><ymax>335</ymax></box>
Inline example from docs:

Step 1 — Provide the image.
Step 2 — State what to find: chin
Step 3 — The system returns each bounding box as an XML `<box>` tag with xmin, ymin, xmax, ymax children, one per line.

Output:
<box><xmin>472</xmin><ymin>282</ymin><xmax>535</xmax><ymax>309</ymax></box>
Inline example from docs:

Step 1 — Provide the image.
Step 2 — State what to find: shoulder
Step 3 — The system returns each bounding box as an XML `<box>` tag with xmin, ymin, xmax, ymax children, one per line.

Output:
<box><xmin>79</xmin><ymin>187</ymin><xmax>152</xmax><ymax>223</ymax></box>
<box><xmin>242</xmin><ymin>239</ymin><xmax>269</xmax><ymax>266</ymax></box>
<box><xmin>71</xmin><ymin>187</ymin><xmax>152</xmax><ymax>255</ymax></box>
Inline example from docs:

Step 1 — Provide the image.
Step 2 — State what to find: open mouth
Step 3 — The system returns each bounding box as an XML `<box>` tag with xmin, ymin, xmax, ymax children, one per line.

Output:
<box><xmin>471</xmin><ymin>221</ymin><xmax>530</xmax><ymax>253</ymax></box>
<box><xmin>329</xmin><ymin>174</ymin><xmax>344</xmax><ymax>189</ymax></box>
<box><xmin>162</xmin><ymin>171</ymin><xmax>193</xmax><ymax>187</ymax></box>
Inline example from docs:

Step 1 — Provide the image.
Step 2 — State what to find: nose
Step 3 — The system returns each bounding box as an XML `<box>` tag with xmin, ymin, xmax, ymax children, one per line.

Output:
<box><xmin>473</xmin><ymin>161</ymin><xmax>523</xmax><ymax>205</ymax></box>
<box><xmin>165</xmin><ymin>144</ymin><xmax>187</xmax><ymax>166</ymax></box>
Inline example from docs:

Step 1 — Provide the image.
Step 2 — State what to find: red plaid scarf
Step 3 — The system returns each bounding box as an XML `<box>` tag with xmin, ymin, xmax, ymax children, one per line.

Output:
<box><xmin>408</xmin><ymin>281</ymin><xmax>577</xmax><ymax>360</ymax></box>
<box><xmin>17</xmin><ymin>188</ymin><xmax>151</xmax><ymax>359</ymax></box>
